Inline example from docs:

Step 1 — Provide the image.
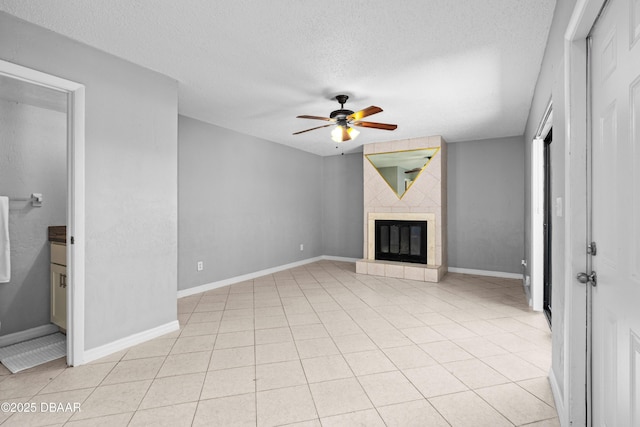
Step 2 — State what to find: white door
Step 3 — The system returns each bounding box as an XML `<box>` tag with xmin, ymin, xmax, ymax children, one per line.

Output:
<box><xmin>590</xmin><ymin>0</ymin><xmax>640</xmax><ymax>425</ymax></box>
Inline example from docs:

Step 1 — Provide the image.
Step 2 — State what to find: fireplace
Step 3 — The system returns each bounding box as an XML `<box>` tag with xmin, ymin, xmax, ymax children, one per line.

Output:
<box><xmin>366</xmin><ymin>212</ymin><xmax>437</xmax><ymax>266</ymax></box>
<box><xmin>358</xmin><ymin>136</ymin><xmax>447</xmax><ymax>282</ymax></box>
<box><xmin>358</xmin><ymin>211</ymin><xmax>441</xmax><ymax>281</ymax></box>
<box><xmin>375</xmin><ymin>220</ymin><xmax>427</xmax><ymax>264</ymax></box>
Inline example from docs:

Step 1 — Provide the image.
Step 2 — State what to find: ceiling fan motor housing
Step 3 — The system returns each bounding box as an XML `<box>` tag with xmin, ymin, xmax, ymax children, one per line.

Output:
<box><xmin>330</xmin><ymin>109</ymin><xmax>354</xmax><ymax>120</ymax></box>
<box><xmin>330</xmin><ymin>94</ymin><xmax>353</xmax><ymax>122</ymax></box>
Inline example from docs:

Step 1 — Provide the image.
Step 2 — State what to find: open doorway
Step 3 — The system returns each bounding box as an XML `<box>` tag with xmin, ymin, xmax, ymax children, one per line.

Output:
<box><xmin>0</xmin><ymin>60</ymin><xmax>85</xmax><ymax>367</ymax></box>
<box><xmin>531</xmin><ymin>102</ymin><xmax>552</xmax><ymax>314</ymax></box>
<box><xmin>0</xmin><ymin>74</ymin><xmax>68</xmax><ymax>370</ymax></box>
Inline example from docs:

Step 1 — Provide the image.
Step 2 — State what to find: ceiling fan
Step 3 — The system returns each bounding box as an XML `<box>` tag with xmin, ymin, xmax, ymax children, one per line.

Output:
<box><xmin>293</xmin><ymin>95</ymin><xmax>398</xmax><ymax>142</ymax></box>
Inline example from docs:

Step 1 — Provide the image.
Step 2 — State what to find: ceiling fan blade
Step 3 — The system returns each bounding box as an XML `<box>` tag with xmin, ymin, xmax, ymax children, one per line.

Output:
<box><xmin>296</xmin><ymin>115</ymin><xmax>334</xmax><ymax>121</ymax></box>
<box><xmin>352</xmin><ymin>121</ymin><xmax>398</xmax><ymax>131</ymax></box>
<box><xmin>292</xmin><ymin>124</ymin><xmax>332</xmax><ymax>135</ymax></box>
<box><xmin>347</xmin><ymin>106</ymin><xmax>382</xmax><ymax>121</ymax></box>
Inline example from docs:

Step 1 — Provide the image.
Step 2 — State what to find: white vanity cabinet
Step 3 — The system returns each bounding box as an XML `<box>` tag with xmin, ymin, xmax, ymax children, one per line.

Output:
<box><xmin>50</xmin><ymin>241</ymin><xmax>67</xmax><ymax>330</ymax></box>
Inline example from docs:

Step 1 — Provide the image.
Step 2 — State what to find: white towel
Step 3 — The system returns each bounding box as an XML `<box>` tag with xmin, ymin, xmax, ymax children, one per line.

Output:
<box><xmin>0</xmin><ymin>196</ymin><xmax>10</xmax><ymax>283</ymax></box>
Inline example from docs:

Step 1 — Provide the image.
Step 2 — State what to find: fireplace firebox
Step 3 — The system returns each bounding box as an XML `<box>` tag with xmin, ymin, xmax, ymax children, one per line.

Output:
<box><xmin>375</xmin><ymin>220</ymin><xmax>427</xmax><ymax>264</ymax></box>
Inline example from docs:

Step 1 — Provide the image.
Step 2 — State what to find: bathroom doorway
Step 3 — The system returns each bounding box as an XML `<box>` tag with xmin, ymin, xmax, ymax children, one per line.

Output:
<box><xmin>0</xmin><ymin>73</ymin><xmax>67</xmax><ymax>364</ymax></box>
<box><xmin>0</xmin><ymin>60</ymin><xmax>85</xmax><ymax>366</ymax></box>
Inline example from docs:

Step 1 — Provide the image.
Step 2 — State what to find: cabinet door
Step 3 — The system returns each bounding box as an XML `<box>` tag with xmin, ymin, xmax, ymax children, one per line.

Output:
<box><xmin>51</xmin><ymin>263</ymin><xmax>67</xmax><ymax>330</ymax></box>
<box><xmin>50</xmin><ymin>242</ymin><xmax>66</xmax><ymax>266</ymax></box>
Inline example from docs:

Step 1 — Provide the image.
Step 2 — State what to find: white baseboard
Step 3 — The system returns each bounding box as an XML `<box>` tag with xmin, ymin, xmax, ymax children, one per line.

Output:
<box><xmin>178</xmin><ymin>256</ymin><xmax>325</xmax><ymax>298</ymax></box>
<box><xmin>177</xmin><ymin>255</ymin><xmax>360</xmax><ymax>298</ymax></box>
<box><xmin>0</xmin><ymin>324</ymin><xmax>60</xmax><ymax>347</ymax></box>
<box><xmin>179</xmin><ymin>260</ymin><xmax>523</xmax><ymax>300</ymax></box>
<box><xmin>549</xmin><ymin>369</ymin><xmax>567</xmax><ymax>427</ymax></box>
<box><xmin>523</xmin><ymin>275</ymin><xmax>533</xmax><ymax>306</ymax></box>
<box><xmin>83</xmin><ymin>320</ymin><xmax>179</xmax><ymax>364</ymax></box>
<box><xmin>448</xmin><ymin>267</ymin><xmax>523</xmax><ymax>280</ymax></box>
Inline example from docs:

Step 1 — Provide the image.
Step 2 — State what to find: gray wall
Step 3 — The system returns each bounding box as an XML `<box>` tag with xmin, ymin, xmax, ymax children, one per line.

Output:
<box><xmin>522</xmin><ymin>0</ymin><xmax>577</xmax><ymax>402</ymax></box>
<box><xmin>0</xmin><ymin>99</ymin><xmax>66</xmax><ymax>336</ymax></box>
<box><xmin>178</xmin><ymin>115</ymin><xmax>323</xmax><ymax>291</ymax></box>
<box><xmin>447</xmin><ymin>136</ymin><xmax>525</xmax><ymax>274</ymax></box>
<box><xmin>0</xmin><ymin>13</ymin><xmax>179</xmax><ymax>350</ymax></box>
<box><xmin>321</xmin><ymin>153</ymin><xmax>363</xmax><ymax>259</ymax></box>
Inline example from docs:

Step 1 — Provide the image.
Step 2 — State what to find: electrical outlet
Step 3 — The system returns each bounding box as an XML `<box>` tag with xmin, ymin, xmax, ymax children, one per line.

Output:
<box><xmin>197</xmin><ymin>261</ymin><xmax>204</xmax><ymax>271</ymax></box>
<box><xmin>300</xmin><ymin>244</ymin><xmax>304</xmax><ymax>251</ymax></box>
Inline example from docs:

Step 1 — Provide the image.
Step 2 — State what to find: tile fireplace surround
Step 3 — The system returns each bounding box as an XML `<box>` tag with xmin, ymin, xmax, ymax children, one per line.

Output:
<box><xmin>356</xmin><ymin>136</ymin><xmax>447</xmax><ymax>282</ymax></box>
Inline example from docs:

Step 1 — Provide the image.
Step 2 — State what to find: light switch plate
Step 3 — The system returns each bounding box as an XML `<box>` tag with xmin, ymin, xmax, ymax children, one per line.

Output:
<box><xmin>556</xmin><ymin>197</ymin><xmax>563</xmax><ymax>217</ymax></box>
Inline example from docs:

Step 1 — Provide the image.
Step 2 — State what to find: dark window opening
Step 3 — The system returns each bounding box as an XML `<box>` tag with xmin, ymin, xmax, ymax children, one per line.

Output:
<box><xmin>543</xmin><ymin>128</ymin><xmax>552</xmax><ymax>328</ymax></box>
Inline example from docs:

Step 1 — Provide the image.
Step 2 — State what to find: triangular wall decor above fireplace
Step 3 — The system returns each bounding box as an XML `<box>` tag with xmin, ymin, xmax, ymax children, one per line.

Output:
<box><xmin>365</xmin><ymin>147</ymin><xmax>440</xmax><ymax>199</ymax></box>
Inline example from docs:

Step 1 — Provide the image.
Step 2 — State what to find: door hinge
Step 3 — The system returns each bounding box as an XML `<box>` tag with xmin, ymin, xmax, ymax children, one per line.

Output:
<box><xmin>70</xmin><ymin>236</ymin><xmax>75</xmax><ymax>245</ymax></box>
<box><xmin>588</xmin><ymin>241</ymin><xmax>597</xmax><ymax>255</ymax></box>
<box><xmin>577</xmin><ymin>271</ymin><xmax>597</xmax><ymax>287</ymax></box>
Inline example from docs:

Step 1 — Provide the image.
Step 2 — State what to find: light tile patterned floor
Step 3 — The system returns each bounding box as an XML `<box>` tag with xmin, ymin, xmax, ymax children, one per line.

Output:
<box><xmin>0</xmin><ymin>260</ymin><xmax>559</xmax><ymax>426</ymax></box>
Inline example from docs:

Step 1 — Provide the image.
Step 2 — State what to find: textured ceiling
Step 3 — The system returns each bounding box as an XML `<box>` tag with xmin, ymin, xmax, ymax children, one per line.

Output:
<box><xmin>0</xmin><ymin>1</ymin><xmax>556</xmax><ymax>156</ymax></box>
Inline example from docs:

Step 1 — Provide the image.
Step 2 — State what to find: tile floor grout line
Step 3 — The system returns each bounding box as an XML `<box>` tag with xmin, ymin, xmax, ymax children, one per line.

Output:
<box><xmin>192</xmin><ymin>285</ymin><xmax>226</xmax><ymax>426</ymax></box>
<box><xmin>333</xmin><ymin>261</ymin><xmax>460</xmax><ymax>426</ymax></box>
<box><xmin>295</xmin><ymin>262</ymin><xmax>393</xmax><ymax>425</ymax></box>
<box><xmin>252</xmin><ymin>277</ymin><xmax>259</xmax><ymax>427</ymax></box>
<box><xmin>275</xmin><ymin>268</ymin><xmax>323</xmax><ymax>426</ymax></box>
<box><xmin>469</xmin><ymin>385</ymin><xmax>520</xmax><ymax>426</ymax></box>
<box><xmin>126</xmin><ymin>292</ymin><xmax>200</xmax><ymax>426</ymax></box>
<box><xmin>332</xmin><ymin>262</ymin><xmax>550</xmax><ymax>425</ymax></box>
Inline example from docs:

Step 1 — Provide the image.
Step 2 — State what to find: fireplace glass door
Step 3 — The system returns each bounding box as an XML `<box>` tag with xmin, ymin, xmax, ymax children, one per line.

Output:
<box><xmin>375</xmin><ymin>220</ymin><xmax>427</xmax><ymax>264</ymax></box>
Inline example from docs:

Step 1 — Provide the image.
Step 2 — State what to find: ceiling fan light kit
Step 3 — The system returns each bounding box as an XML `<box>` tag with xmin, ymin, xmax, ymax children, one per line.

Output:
<box><xmin>331</xmin><ymin>125</ymin><xmax>359</xmax><ymax>142</ymax></box>
<box><xmin>294</xmin><ymin>95</ymin><xmax>397</xmax><ymax>143</ymax></box>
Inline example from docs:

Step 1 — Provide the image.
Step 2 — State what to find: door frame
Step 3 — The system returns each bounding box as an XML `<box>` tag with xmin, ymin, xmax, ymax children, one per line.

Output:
<box><xmin>531</xmin><ymin>101</ymin><xmax>553</xmax><ymax>313</ymax></box>
<box><xmin>561</xmin><ymin>0</ymin><xmax>608</xmax><ymax>425</ymax></box>
<box><xmin>0</xmin><ymin>59</ymin><xmax>85</xmax><ymax>366</ymax></box>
